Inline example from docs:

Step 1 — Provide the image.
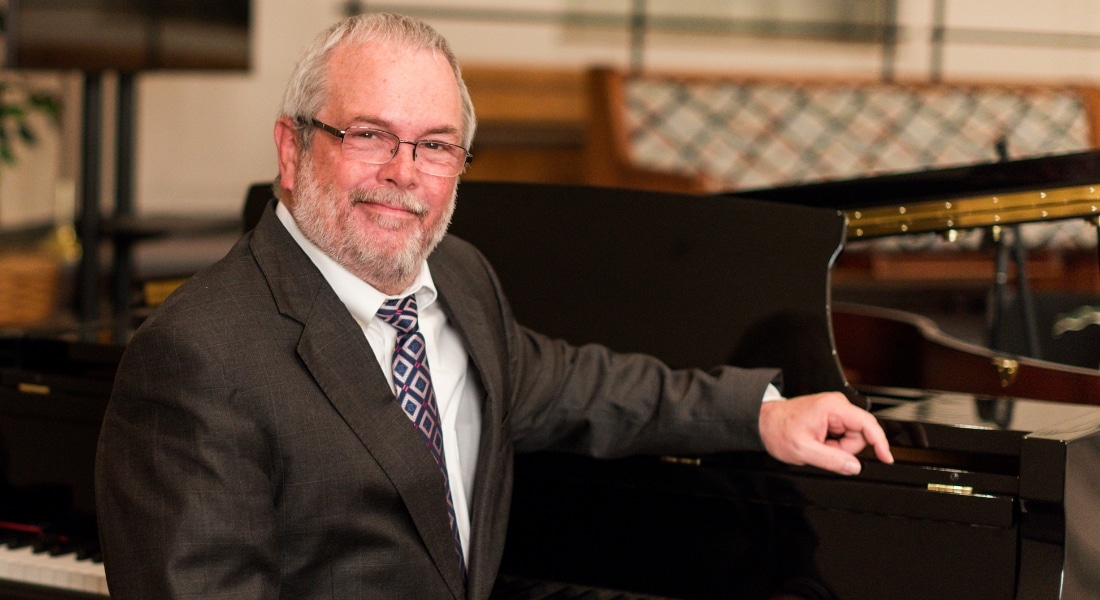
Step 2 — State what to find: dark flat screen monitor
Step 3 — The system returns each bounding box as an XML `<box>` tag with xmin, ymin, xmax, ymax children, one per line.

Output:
<box><xmin>4</xmin><ymin>0</ymin><xmax>251</xmax><ymax>71</ymax></box>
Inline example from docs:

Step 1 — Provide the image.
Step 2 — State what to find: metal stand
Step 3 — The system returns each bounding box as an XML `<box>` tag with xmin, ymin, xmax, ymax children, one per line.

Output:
<box><xmin>988</xmin><ymin>225</ymin><xmax>1041</xmax><ymax>359</ymax></box>
<box><xmin>111</xmin><ymin>73</ymin><xmax>138</xmax><ymax>334</ymax></box>
<box><xmin>73</xmin><ymin>71</ymin><xmax>138</xmax><ymax>332</ymax></box>
<box><xmin>75</xmin><ymin>74</ymin><xmax>103</xmax><ymax>325</ymax></box>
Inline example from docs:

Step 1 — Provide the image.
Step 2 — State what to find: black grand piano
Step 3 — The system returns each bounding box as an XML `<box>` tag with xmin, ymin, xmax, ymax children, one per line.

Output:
<box><xmin>447</xmin><ymin>173</ymin><xmax>1100</xmax><ymax>599</ymax></box>
<box><xmin>1</xmin><ymin>154</ymin><xmax>1099</xmax><ymax>599</ymax></box>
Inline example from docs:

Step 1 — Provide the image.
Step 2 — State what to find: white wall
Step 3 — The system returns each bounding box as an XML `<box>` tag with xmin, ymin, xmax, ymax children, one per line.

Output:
<box><xmin>133</xmin><ymin>0</ymin><xmax>346</xmax><ymax>219</ymax></box>
<box><xmin>5</xmin><ymin>0</ymin><xmax>1100</xmax><ymax>227</ymax></box>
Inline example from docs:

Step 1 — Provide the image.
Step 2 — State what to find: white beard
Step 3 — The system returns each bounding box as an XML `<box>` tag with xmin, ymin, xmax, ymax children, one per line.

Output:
<box><xmin>288</xmin><ymin>155</ymin><xmax>456</xmax><ymax>292</ymax></box>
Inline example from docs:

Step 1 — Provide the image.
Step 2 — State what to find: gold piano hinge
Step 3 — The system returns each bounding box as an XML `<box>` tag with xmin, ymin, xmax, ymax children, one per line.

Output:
<box><xmin>660</xmin><ymin>456</ymin><xmax>702</xmax><ymax>466</ymax></box>
<box><xmin>17</xmin><ymin>382</ymin><xmax>50</xmax><ymax>395</ymax></box>
<box><xmin>844</xmin><ymin>183</ymin><xmax>1100</xmax><ymax>239</ymax></box>
<box><xmin>928</xmin><ymin>483</ymin><xmax>974</xmax><ymax>496</ymax></box>
<box><xmin>991</xmin><ymin>356</ymin><xmax>1019</xmax><ymax>388</ymax></box>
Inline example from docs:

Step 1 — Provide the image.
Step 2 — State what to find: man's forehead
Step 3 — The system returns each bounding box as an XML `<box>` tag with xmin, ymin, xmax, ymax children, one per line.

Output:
<box><xmin>328</xmin><ymin>39</ymin><xmax>450</xmax><ymax>75</ymax></box>
<box><xmin>320</xmin><ymin>42</ymin><xmax>462</xmax><ymax>136</ymax></box>
<box><xmin>326</xmin><ymin>41</ymin><xmax>457</xmax><ymax>96</ymax></box>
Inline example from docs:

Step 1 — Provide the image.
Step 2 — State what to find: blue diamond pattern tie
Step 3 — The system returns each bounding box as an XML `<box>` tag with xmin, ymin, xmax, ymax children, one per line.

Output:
<box><xmin>376</xmin><ymin>295</ymin><xmax>466</xmax><ymax>579</ymax></box>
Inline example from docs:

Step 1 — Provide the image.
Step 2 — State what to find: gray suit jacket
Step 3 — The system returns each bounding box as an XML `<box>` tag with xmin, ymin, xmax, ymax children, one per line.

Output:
<box><xmin>95</xmin><ymin>202</ymin><xmax>779</xmax><ymax>599</ymax></box>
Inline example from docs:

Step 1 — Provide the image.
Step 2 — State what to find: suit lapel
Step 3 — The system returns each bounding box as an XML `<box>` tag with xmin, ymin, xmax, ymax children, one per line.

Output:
<box><xmin>428</xmin><ymin>237</ymin><xmax>506</xmax><ymax>418</ymax></box>
<box><xmin>250</xmin><ymin>206</ymin><xmax>466</xmax><ymax>598</ymax></box>
<box><xmin>428</xmin><ymin>239</ymin><xmax>512</xmax><ymax>598</ymax></box>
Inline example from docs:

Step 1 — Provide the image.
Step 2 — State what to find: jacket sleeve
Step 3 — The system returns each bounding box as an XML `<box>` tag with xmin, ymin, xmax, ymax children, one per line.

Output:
<box><xmin>95</xmin><ymin>313</ymin><xmax>280</xmax><ymax>599</ymax></box>
<box><xmin>506</xmin><ymin>323</ymin><xmax>780</xmax><ymax>458</ymax></box>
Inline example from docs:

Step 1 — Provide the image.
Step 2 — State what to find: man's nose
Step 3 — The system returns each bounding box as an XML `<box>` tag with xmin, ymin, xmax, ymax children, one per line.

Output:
<box><xmin>380</xmin><ymin>141</ymin><xmax>418</xmax><ymax>184</ymax></box>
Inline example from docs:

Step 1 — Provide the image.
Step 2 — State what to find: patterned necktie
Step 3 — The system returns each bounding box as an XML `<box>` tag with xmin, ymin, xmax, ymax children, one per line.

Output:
<box><xmin>376</xmin><ymin>295</ymin><xmax>466</xmax><ymax>579</ymax></box>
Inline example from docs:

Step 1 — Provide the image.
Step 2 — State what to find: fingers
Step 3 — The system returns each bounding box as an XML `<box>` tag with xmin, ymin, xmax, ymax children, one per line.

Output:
<box><xmin>828</xmin><ymin>403</ymin><xmax>895</xmax><ymax>466</ymax></box>
<box><xmin>859</xmin><ymin>416</ymin><xmax>895</xmax><ymax>465</ymax></box>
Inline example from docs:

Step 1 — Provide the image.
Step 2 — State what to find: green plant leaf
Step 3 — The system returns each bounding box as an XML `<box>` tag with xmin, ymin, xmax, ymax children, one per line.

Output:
<box><xmin>29</xmin><ymin>93</ymin><xmax>63</xmax><ymax>123</ymax></box>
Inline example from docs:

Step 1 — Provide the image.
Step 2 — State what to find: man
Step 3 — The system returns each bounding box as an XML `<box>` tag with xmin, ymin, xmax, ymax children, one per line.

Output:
<box><xmin>95</xmin><ymin>12</ymin><xmax>893</xmax><ymax>600</ymax></box>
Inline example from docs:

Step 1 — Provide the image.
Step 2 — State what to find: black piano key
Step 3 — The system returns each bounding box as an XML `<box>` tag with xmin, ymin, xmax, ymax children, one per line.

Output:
<box><xmin>0</xmin><ymin>517</ymin><xmax>103</xmax><ymax>560</ymax></box>
<box><xmin>31</xmin><ymin>533</ymin><xmax>61</xmax><ymax>553</ymax></box>
<box><xmin>33</xmin><ymin>534</ymin><xmax>85</xmax><ymax>557</ymax></box>
<box><xmin>6</xmin><ymin>536</ymin><xmax>35</xmax><ymax>549</ymax></box>
<box><xmin>73</xmin><ymin>541</ymin><xmax>100</xmax><ymax>561</ymax></box>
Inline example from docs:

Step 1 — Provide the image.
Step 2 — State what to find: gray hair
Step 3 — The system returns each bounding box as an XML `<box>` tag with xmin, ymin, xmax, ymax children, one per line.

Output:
<box><xmin>279</xmin><ymin>12</ymin><xmax>477</xmax><ymax>150</ymax></box>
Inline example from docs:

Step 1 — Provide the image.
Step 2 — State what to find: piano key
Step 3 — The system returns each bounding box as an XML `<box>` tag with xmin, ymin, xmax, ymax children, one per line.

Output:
<box><xmin>0</xmin><ymin>545</ymin><xmax>108</xmax><ymax>596</ymax></box>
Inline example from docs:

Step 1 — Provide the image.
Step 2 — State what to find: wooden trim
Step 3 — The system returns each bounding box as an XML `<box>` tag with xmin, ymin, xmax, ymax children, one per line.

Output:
<box><xmin>1075</xmin><ymin>84</ymin><xmax>1100</xmax><ymax>148</ymax></box>
<box><xmin>462</xmin><ymin>66</ymin><xmax>586</xmax><ymax>127</ymax></box>
<box><xmin>459</xmin><ymin>66</ymin><xmax>588</xmax><ymax>185</ymax></box>
<box><xmin>582</xmin><ymin>67</ymin><xmax>707</xmax><ymax>193</ymax></box>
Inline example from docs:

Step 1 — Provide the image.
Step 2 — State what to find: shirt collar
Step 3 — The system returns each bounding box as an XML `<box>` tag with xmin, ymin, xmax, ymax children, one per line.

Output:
<box><xmin>275</xmin><ymin>201</ymin><xmax>439</xmax><ymax>326</ymax></box>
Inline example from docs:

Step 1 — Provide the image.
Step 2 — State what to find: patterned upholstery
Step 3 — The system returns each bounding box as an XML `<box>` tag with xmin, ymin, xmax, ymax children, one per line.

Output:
<box><xmin>625</xmin><ymin>77</ymin><xmax>1093</xmax><ymax>190</ymax></box>
<box><xmin>617</xmin><ymin>74</ymin><xmax>1099</xmax><ymax>250</ymax></box>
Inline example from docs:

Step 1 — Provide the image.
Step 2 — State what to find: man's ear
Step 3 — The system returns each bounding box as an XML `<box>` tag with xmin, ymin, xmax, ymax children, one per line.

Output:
<box><xmin>274</xmin><ymin>117</ymin><xmax>301</xmax><ymax>196</ymax></box>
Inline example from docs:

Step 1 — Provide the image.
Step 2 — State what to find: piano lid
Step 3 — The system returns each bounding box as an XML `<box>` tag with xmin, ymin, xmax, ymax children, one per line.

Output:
<box><xmin>729</xmin><ymin>149</ymin><xmax>1100</xmax><ymax>239</ymax></box>
<box><xmin>449</xmin><ymin>180</ymin><xmax>856</xmax><ymax>401</ymax></box>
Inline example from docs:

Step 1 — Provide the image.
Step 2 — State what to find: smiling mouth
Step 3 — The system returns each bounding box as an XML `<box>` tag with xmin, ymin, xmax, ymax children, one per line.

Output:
<box><xmin>351</xmin><ymin>189</ymin><xmax>427</xmax><ymax>218</ymax></box>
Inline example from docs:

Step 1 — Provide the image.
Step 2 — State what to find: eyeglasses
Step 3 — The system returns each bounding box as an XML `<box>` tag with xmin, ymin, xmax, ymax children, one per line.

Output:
<box><xmin>303</xmin><ymin>118</ymin><xmax>472</xmax><ymax>177</ymax></box>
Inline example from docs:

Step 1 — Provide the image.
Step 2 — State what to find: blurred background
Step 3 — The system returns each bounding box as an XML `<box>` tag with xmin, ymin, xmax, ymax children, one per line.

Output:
<box><xmin>0</xmin><ymin>0</ymin><xmax>1097</xmax><ymax>371</ymax></box>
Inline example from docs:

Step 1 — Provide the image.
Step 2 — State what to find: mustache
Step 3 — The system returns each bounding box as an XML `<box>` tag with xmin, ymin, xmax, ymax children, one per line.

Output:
<box><xmin>350</xmin><ymin>187</ymin><xmax>428</xmax><ymax>217</ymax></box>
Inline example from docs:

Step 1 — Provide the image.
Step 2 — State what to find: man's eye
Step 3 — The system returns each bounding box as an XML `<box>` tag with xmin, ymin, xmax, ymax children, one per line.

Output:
<box><xmin>351</xmin><ymin>130</ymin><xmax>379</xmax><ymax>140</ymax></box>
<box><xmin>420</xmin><ymin>141</ymin><xmax>446</xmax><ymax>151</ymax></box>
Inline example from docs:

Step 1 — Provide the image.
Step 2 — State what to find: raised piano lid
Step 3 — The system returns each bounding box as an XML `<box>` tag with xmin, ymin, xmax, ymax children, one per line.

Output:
<box><xmin>728</xmin><ymin>149</ymin><xmax>1100</xmax><ymax>209</ymax></box>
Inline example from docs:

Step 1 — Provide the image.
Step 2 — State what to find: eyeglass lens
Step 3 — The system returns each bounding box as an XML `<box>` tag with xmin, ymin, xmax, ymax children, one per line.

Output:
<box><xmin>342</xmin><ymin>127</ymin><xmax>467</xmax><ymax>177</ymax></box>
